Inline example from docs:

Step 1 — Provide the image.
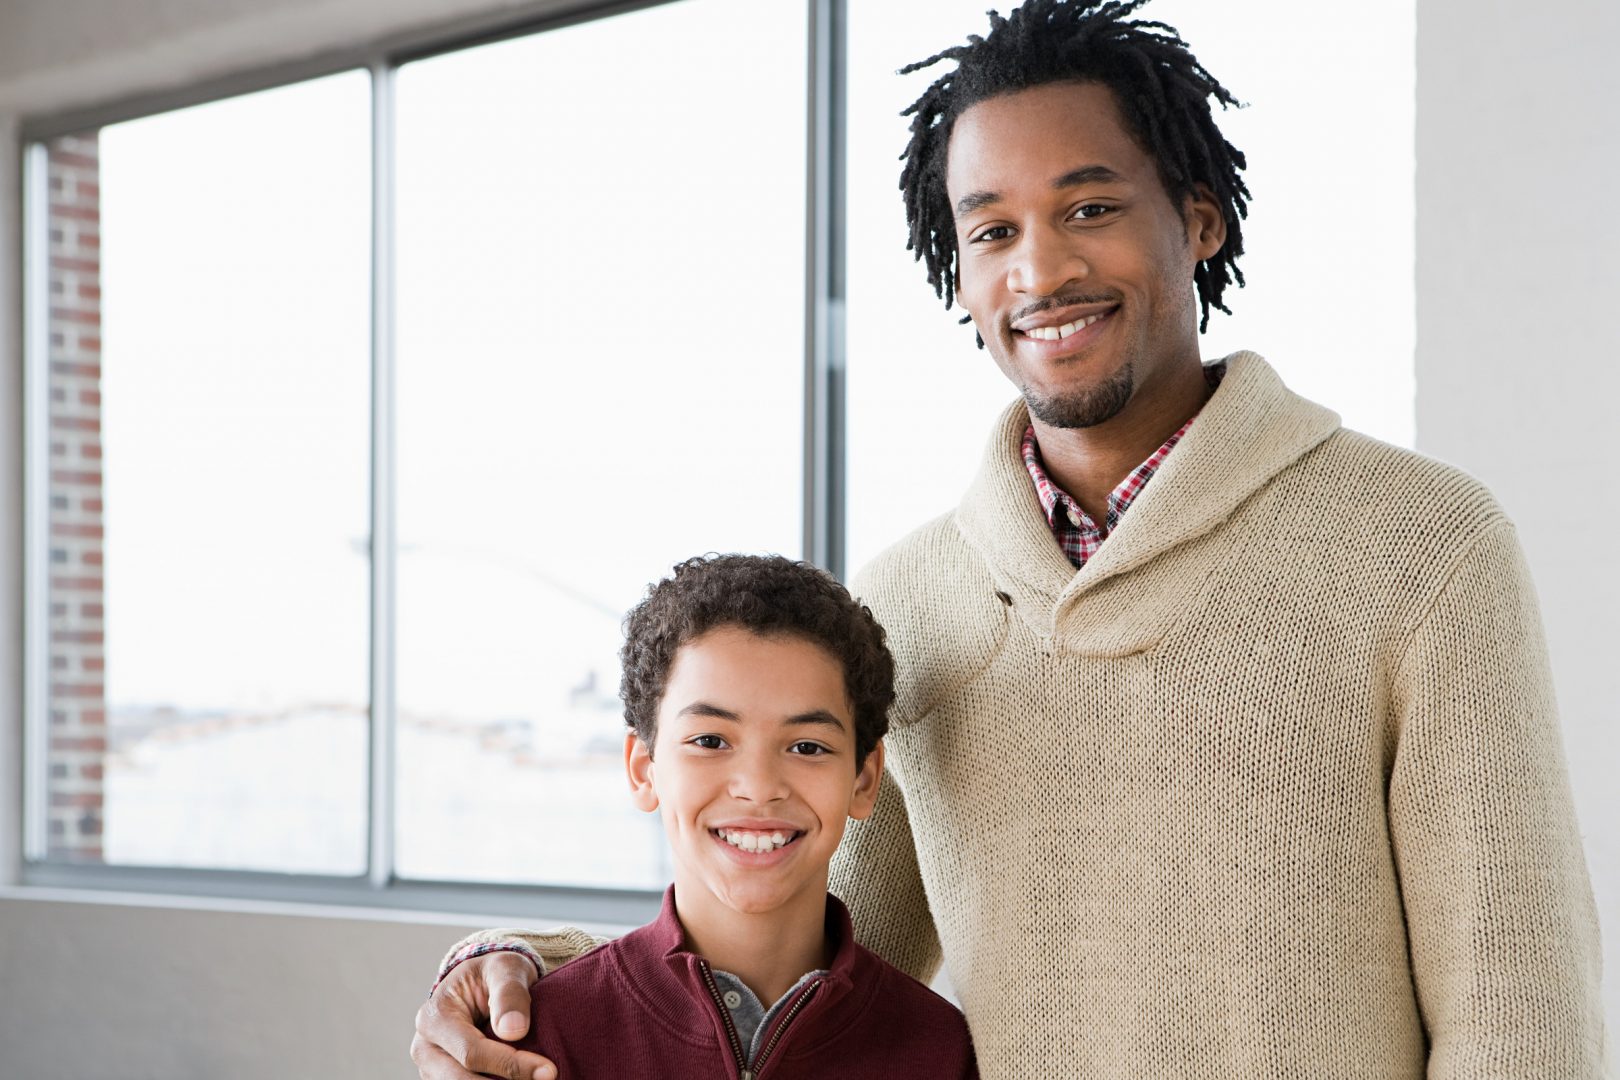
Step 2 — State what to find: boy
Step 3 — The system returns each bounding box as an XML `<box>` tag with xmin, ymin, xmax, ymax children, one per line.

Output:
<box><xmin>486</xmin><ymin>554</ymin><xmax>976</xmax><ymax>1078</ymax></box>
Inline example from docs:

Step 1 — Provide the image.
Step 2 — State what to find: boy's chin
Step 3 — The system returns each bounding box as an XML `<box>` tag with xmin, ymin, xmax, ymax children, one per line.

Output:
<box><xmin>702</xmin><ymin>874</ymin><xmax>825</xmax><ymax>917</ymax></box>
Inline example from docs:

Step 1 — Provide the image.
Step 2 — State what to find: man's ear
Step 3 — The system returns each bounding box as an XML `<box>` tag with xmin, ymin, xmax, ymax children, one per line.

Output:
<box><xmin>847</xmin><ymin>740</ymin><xmax>884</xmax><ymax>821</ymax></box>
<box><xmin>625</xmin><ymin>731</ymin><xmax>660</xmax><ymax>813</ymax></box>
<box><xmin>1183</xmin><ymin>182</ymin><xmax>1226</xmax><ymax>263</ymax></box>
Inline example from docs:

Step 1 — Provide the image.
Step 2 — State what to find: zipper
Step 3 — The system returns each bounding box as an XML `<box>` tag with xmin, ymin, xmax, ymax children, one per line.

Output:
<box><xmin>698</xmin><ymin>960</ymin><xmax>750</xmax><ymax>1079</ymax></box>
<box><xmin>747</xmin><ymin>979</ymin><xmax>822</xmax><ymax>1080</ymax></box>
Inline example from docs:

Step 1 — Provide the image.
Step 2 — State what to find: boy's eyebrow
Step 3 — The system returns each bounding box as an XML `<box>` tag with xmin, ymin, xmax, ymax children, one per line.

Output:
<box><xmin>786</xmin><ymin>709</ymin><xmax>846</xmax><ymax>732</ymax></box>
<box><xmin>675</xmin><ymin>702</ymin><xmax>847</xmax><ymax>732</ymax></box>
<box><xmin>678</xmin><ymin>701</ymin><xmax>741</xmax><ymax>721</ymax></box>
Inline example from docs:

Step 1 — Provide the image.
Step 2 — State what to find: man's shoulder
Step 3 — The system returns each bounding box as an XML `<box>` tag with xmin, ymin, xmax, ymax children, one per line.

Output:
<box><xmin>852</xmin><ymin>510</ymin><xmax>973</xmax><ymax>589</ymax></box>
<box><xmin>849</xmin><ymin>511</ymin><xmax>1009</xmax><ymax>725</ymax></box>
<box><xmin>1298</xmin><ymin>427</ymin><xmax>1510</xmax><ymax>539</ymax></box>
<box><xmin>849</xmin><ymin>509</ymin><xmax>1001</xmax><ymax>625</ymax></box>
<box><xmin>1312</xmin><ymin>427</ymin><xmax>1499</xmax><ymax>503</ymax></box>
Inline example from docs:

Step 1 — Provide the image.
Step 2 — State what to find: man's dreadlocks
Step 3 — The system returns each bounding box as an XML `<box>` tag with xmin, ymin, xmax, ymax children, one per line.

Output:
<box><xmin>899</xmin><ymin>0</ymin><xmax>1250</xmax><ymax>333</ymax></box>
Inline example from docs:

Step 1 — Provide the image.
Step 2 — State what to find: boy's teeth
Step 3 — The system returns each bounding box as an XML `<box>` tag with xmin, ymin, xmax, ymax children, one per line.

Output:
<box><xmin>718</xmin><ymin>828</ymin><xmax>794</xmax><ymax>853</ymax></box>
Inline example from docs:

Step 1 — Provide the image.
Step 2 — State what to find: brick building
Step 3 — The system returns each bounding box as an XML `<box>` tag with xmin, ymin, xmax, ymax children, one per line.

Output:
<box><xmin>46</xmin><ymin>132</ymin><xmax>105</xmax><ymax>861</ymax></box>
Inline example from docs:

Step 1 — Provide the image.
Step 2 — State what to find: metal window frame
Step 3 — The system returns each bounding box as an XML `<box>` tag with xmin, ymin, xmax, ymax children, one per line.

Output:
<box><xmin>12</xmin><ymin>0</ymin><xmax>845</xmax><ymax>923</ymax></box>
<box><xmin>20</xmin><ymin>141</ymin><xmax>51</xmax><ymax>864</ymax></box>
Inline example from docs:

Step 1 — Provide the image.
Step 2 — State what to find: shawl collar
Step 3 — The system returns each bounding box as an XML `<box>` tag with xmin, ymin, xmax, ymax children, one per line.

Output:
<box><xmin>955</xmin><ymin>352</ymin><xmax>1340</xmax><ymax>651</ymax></box>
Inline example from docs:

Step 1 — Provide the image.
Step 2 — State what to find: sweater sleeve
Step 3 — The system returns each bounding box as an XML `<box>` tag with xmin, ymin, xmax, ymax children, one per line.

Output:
<box><xmin>435</xmin><ymin>926</ymin><xmax>606</xmax><ymax>985</ymax></box>
<box><xmin>1388</xmin><ymin>520</ymin><xmax>1606</xmax><ymax>1076</ymax></box>
<box><xmin>829</xmin><ymin>766</ymin><xmax>943</xmax><ymax>984</ymax></box>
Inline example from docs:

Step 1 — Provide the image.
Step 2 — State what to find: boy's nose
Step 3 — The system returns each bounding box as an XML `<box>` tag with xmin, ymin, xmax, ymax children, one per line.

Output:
<box><xmin>727</xmin><ymin>752</ymin><xmax>790</xmax><ymax>803</ymax></box>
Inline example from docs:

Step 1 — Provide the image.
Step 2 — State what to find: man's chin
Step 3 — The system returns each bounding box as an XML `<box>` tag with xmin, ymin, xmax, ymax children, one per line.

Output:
<box><xmin>1022</xmin><ymin>365</ymin><xmax>1135</xmax><ymax>429</ymax></box>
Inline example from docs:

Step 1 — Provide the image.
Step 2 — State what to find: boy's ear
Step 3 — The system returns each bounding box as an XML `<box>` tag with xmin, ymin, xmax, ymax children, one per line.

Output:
<box><xmin>624</xmin><ymin>731</ymin><xmax>660</xmax><ymax>813</ymax></box>
<box><xmin>847</xmin><ymin>740</ymin><xmax>884</xmax><ymax>821</ymax></box>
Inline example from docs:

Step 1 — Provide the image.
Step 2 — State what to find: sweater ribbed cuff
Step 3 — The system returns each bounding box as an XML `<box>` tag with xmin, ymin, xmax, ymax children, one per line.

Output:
<box><xmin>430</xmin><ymin>941</ymin><xmax>544</xmax><ymax>999</ymax></box>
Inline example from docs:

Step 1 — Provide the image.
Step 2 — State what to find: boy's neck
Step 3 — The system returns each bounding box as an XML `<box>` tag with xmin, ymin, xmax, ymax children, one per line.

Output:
<box><xmin>671</xmin><ymin>870</ymin><xmax>833</xmax><ymax>1006</ymax></box>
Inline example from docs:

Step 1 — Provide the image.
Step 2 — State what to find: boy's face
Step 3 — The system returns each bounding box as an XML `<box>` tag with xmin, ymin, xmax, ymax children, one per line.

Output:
<box><xmin>625</xmin><ymin>625</ymin><xmax>882</xmax><ymax>917</ymax></box>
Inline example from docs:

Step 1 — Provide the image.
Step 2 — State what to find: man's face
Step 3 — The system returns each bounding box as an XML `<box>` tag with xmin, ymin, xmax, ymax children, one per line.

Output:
<box><xmin>945</xmin><ymin>80</ymin><xmax>1224</xmax><ymax>428</ymax></box>
<box><xmin>625</xmin><ymin>626</ymin><xmax>881</xmax><ymax>916</ymax></box>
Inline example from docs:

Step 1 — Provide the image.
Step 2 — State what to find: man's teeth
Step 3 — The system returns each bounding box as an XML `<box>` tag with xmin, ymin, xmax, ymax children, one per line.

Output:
<box><xmin>1028</xmin><ymin>312</ymin><xmax>1106</xmax><ymax>341</ymax></box>
<box><xmin>717</xmin><ymin>828</ymin><xmax>795</xmax><ymax>853</ymax></box>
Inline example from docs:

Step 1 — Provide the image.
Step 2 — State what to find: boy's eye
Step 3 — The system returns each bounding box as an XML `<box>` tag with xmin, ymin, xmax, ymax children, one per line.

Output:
<box><xmin>1072</xmin><ymin>203</ymin><xmax>1114</xmax><ymax>220</ymax></box>
<box><xmin>689</xmin><ymin>734</ymin><xmax>727</xmax><ymax>750</ymax></box>
<box><xmin>788</xmin><ymin>741</ymin><xmax>830</xmax><ymax>756</ymax></box>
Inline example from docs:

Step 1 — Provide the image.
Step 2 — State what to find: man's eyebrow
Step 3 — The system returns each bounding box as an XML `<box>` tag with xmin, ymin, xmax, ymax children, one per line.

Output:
<box><xmin>954</xmin><ymin>164</ymin><xmax>1128</xmax><ymax>217</ymax></box>
<box><xmin>787</xmin><ymin>709</ymin><xmax>847</xmax><ymax>732</ymax></box>
<box><xmin>955</xmin><ymin>189</ymin><xmax>1002</xmax><ymax>216</ymax></box>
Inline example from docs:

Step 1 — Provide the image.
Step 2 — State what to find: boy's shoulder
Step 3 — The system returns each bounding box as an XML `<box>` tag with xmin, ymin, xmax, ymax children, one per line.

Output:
<box><xmin>520</xmin><ymin>922</ymin><xmax>669</xmax><ymax>1036</ymax></box>
<box><xmin>850</xmin><ymin>940</ymin><xmax>970</xmax><ymax>1030</ymax></box>
<box><xmin>793</xmin><ymin>940</ymin><xmax>974</xmax><ymax>1075</ymax></box>
<box><xmin>525</xmin><ymin>919</ymin><xmax>660</xmax><ymax>1008</ymax></box>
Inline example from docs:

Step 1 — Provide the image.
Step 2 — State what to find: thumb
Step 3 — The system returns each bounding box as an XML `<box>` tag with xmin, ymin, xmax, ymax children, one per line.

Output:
<box><xmin>486</xmin><ymin>952</ymin><xmax>540</xmax><ymax>1042</ymax></box>
<box><xmin>493</xmin><ymin>1008</ymin><xmax>529</xmax><ymax>1041</ymax></box>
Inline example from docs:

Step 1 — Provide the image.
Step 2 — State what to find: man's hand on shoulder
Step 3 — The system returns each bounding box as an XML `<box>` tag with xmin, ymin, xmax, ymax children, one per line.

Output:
<box><xmin>411</xmin><ymin>950</ymin><xmax>554</xmax><ymax>1080</ymax></box>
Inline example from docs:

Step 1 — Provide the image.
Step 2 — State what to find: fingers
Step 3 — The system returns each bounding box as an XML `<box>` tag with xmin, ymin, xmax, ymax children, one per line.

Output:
<box><xmin>484</xmin><ymin>952</ymin><xmax>540</xmax><ymax>1042</ymax></box>
<box><xmin>410</xmin><ymin>1029</ymin><xmax>557</xmax><ymax>1080</ymax></box>
<box><xmin>413</xmin><ymin>955</ymin><xmax>551</xmax><ymax>1080</ymax></box>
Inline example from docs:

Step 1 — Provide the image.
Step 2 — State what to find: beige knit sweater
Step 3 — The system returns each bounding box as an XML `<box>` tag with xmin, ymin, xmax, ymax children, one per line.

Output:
<box><xmin>450</xmin><ymin>353</ymin><xmax>1606</xmax><ymax>1078</ymax></box>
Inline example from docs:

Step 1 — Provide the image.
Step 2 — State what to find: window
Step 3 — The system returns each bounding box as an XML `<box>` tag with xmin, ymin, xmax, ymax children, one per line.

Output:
<box><xmin>32</xmin><ymin>74</ymin><xmax>373</xmax><ymax>873</ymax></box>
<box><xmin>391</xmin><ymin>0</ymin><xmax>807</xmax><ymax>889</ymax></box>
<box><xmin>24</xmin><ymin>0</ymin><xmax>812</xmax><ymax>908</ymax></box>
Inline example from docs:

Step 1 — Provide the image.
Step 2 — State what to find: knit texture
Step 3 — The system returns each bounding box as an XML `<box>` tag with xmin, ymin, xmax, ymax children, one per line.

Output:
<box><xmin>829</xmin><ymin>352</ymin><xmax>1606</xmax><ymax>1078</ymax></box>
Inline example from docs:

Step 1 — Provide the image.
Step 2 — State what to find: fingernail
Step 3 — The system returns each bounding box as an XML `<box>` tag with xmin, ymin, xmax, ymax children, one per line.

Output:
<box><xmin>532</xmin><ymin>1067</ymin><xmax>555</xmax><ymax>1080</ymax></box>
<box><xmin>495</xmin><ymin>1011</ymin><xmax>524</xmax><ymax>1038</ymax></box>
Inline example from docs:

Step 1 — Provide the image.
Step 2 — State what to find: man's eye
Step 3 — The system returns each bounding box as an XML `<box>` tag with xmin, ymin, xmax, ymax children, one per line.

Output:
<box><xmin>788</xmin><ymin>741</ymin><xmax>829</xmax><ymax>756</ymax></box>
<box><xmin>969</xmin><ymin>224</ymin><xmax>1013</xmax><ymax>243</ymax></box>
<box><xmin>1072</xmin><ymin>203</ymin><xmax>1113</xmax><ymax>220</ymax></box>
<box><xmin>690</xmin><ymin>734</ymin><xmax>726</xmax><ymax>750</ymax></box>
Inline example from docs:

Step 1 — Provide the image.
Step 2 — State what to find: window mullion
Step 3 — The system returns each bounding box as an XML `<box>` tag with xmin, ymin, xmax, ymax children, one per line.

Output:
<box><xmin>367</xmin><ymin>60</ymin><xmax>399</xmax><ymax>891</ymax></box>
<box><xmin>20</xmin><ymin>142</ymin><xmax>52</xmax><ymax>863</ymax></box>
<box><xmin>804</xmin><ymin>0</ymin><xmax>847</xmax><ymax>579</ymax></box>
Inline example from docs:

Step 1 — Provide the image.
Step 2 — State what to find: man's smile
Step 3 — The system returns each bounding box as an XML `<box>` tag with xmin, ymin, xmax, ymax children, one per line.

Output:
<box><xmin>1011</xmin><ymin>304</ymin><xmax>1118</xmax><ymax>358</ymax></box>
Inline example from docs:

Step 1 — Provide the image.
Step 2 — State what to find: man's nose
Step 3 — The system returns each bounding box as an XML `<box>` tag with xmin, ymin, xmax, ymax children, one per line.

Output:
<box><xmin>1006</xmin><ymin>224</ymin><xmax>1088</xmax><ymax>296</ymax></box>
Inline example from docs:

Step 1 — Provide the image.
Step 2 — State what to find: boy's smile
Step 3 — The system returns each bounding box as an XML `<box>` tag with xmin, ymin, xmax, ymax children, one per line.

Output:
<box><xmin>625</xmin><ymin>625</ymin><xmax>882</xmax><ymax>924</ymax></box>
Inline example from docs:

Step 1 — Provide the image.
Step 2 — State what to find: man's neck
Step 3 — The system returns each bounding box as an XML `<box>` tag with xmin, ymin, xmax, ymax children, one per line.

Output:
<box><xmin>1032</xmin><ymin>357</ymin><xmax>1212</xmax><ymax>525</ymax></box>
<box><xmin>672</xmin><ymin>872</ymin><xmax>831</xmax><ymax>1006</ymax></box>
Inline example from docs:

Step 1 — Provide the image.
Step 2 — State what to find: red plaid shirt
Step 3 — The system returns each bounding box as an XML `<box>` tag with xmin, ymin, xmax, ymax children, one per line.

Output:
<box><xmin>1025</xmin><ymin>363</ymin><xmax>1225</xmax><ymax>569</ymax></box>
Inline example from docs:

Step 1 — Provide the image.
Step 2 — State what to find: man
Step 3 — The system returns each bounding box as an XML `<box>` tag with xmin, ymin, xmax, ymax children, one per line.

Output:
<box><xmin>412</xmin><ymin>2</ymin><xmax>1606</xmax><ymax>1077</ymax></box>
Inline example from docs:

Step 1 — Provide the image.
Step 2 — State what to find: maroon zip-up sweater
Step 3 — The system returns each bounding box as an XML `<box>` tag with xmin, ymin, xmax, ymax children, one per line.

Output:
<box><xmin>518</xmin><ymin>887</ymin><xmax>977</xmax><ymax>1079</ymax></box>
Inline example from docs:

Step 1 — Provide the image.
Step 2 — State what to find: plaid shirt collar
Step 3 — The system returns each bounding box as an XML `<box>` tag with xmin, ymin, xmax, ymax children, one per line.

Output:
<box><xmin>1024</xmin><ymin>362</ymin><xmax>1225</xmax><ymax>569</ymax></box>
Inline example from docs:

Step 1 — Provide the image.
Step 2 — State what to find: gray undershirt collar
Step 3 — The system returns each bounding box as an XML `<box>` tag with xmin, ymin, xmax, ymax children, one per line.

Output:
<box><xmin>709</xmin><ymin>967</ymin><xmax>828</xmax><ymax>1065</ymax></box>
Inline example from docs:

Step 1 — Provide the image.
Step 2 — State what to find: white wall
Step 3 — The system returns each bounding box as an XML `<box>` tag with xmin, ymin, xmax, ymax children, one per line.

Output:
<box><xmin>1414</xmin><ymin>0</ymin><xmax>1620</xmax><ymax>1026</ymax></box>
<box><xmin>0</xmin><ymin>889</ymin><xmax>497</xmax><ymax>1080</ymax></box>
<box><xmin>0</xmin><ymin>0</ymin><xmax>1615</xmax><ymax>1077</ymax></box>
